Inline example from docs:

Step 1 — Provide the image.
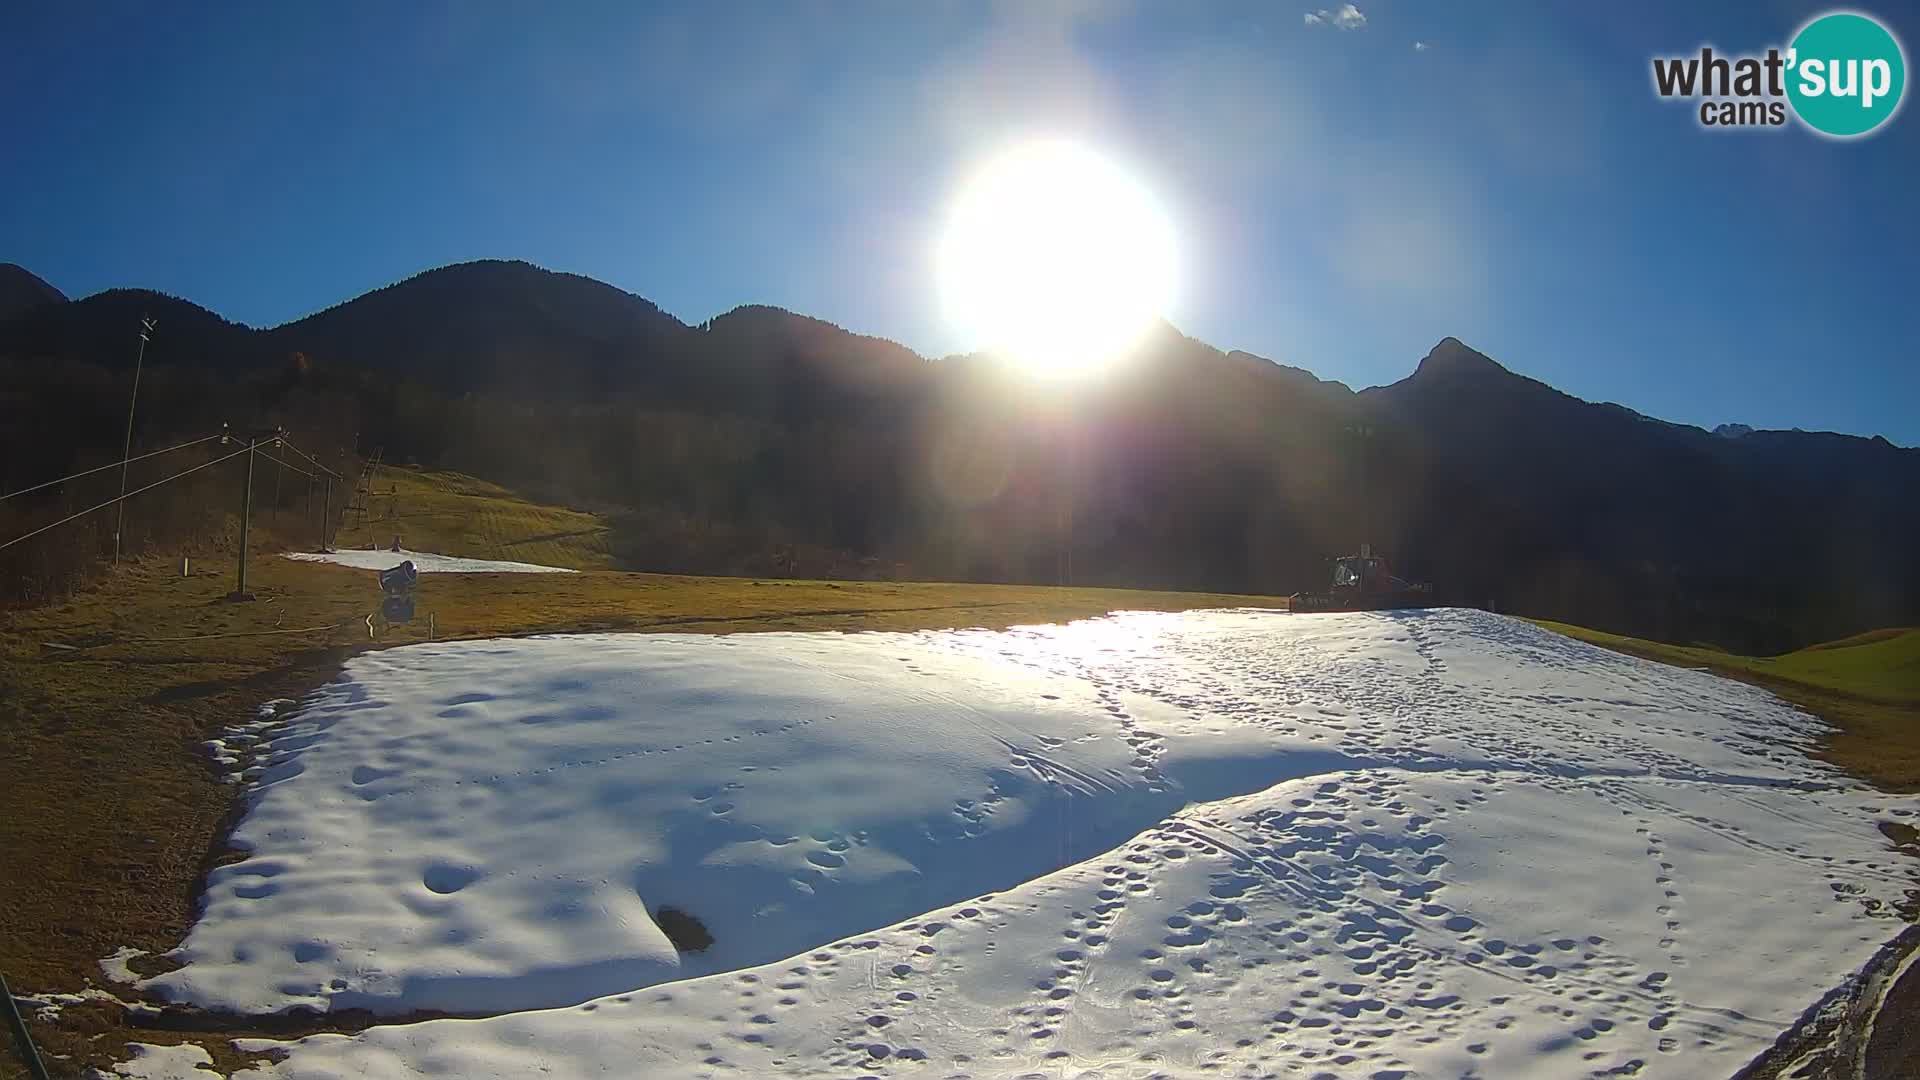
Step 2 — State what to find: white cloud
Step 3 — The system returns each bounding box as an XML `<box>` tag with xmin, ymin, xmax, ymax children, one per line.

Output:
<box><xmin>1414</xmin><ymin>40</ymin><xmax>1430</xmax><ymax>51</ymax></box>
<box><xmin>1305</xmin><ymin>4</ymin><xmax>1366</xmax><ymax>30</ymax></box>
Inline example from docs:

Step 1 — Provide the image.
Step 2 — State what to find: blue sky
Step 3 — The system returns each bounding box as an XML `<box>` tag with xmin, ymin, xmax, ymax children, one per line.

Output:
<box><xmin>4</xmin><ymin>1</ymin><xmax>1916</xmax><ymax>442</ymax></box>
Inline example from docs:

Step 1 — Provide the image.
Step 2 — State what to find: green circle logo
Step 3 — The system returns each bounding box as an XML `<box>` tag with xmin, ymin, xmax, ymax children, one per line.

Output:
<box><xmin>1787</xmin><ymin>11</ymin><xmax>1906</xmax><ymax>137</ymax></box>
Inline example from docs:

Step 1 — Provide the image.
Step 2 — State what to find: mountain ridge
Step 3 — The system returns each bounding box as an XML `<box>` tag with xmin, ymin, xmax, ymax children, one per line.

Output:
<box><xmin>0</xmin><ymin>262</ymin><xmax>67</xmax><ymax>322</ymax></box>
<box><xmin>2</xmin><ymin>257</ymin><xmax>1912</xmax><ymax>652</ymax></box>
<box><xmin>2</xmin><ymin>257</ymin><xmax>1903</xmax><ymax>447</ymax></box>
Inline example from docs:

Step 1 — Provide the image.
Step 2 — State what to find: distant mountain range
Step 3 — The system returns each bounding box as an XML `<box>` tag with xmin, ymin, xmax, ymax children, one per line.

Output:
<box><xmin>3</xmin><ymin>258</ymin><xmax>1914</xmax><ymax>651</ymax></box>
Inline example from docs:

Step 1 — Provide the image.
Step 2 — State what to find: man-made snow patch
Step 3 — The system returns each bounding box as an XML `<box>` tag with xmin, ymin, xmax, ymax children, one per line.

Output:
<box><xmin>238</xmin><ymin>772</ymin><xmax>1909</xmax><ymax>1080</ymax></box>
<box><xmin>95</xmin><ymin>1042</ymin><xmax>215</xmax><ymax>1079</ymax></box>
<box><xmin>99</xmin><ymin>945</ymin><xmax>145</xmax><ymax>985</ymax></box>
<box><xmin>151</xmin><ymin>608</ymin><xmax>1915</xmax><ymax>1078</ymax></box>
<box><xmin>17</xmin><ymin>988</ymin><xmax>128</xmax><ymax>1023</ymax></box>
<box><xmin>203</xmin><ymin>700</ymin><xmax>296</xmax><ymax>783</ymax></box>
<box><xmin>147</xmin><ymin>634</ymin><xmax>1245</xmax><ymax>1015</ymax></box>
<box><xmin>283</xmin><ymin>548</ymin><xmax>575</xmax><ymax>573</ymax></box>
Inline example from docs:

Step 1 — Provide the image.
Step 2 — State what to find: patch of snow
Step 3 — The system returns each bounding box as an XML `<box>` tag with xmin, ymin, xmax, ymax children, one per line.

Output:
<box><xmin>95</xmin><ymin>1042</ymin><xmax>216</xmax><ymax>1079</ymax></box>
<box><xmin>202</xmin><ymin>739</ymin><xmax>241</xmax><ymax>772</ymax></box>
<box><xmin>206</xmin><ymin>711</ymin><xmax>290</xmax><ymax>783</ymax></box>
<box><xmin>16</xmin><ymin>988</ymin><xmax>129</xmax><ymax>1023</ymax></box>
<box><xmin>11</xmin><ymin>996</ymin><xmax>59</xmax><ymax>1021</ymax></box>
<box><xmin>149</xmin><ymin>633</ymin><xmax>1218</xmax><ymax>1015</ymax></box>
<box><xmin>239</xmin><ymin>774</ymin><xmax>1906</xmax><ymax>1079</ymax></box>
<box><xmin>99</xmin><ymin>945</ymin><xmax>145</xmax><ymax>985</ymax></box>
<box><xmin>282</xmin><ymin>548</ymin><xmax>575</xmax><ymax>573</ymax></box>
<box><xmin>152</xmin><ymin>608</ymin><xmax>1913</xmax><ymax>1078</ymax></box>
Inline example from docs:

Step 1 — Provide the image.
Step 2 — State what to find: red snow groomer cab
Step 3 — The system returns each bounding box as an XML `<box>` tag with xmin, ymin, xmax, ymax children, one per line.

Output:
<box><xmin>1291</xmin><ymin>544</ymin><xmax>1433</xmax><ymax>613</ymax></box>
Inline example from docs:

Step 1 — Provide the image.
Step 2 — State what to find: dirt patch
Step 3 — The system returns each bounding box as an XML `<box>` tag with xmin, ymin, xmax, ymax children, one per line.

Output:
<box><xmin>655</xmin><ymin>907</ymin><xmax>715</xmax><ymax>954</ymax></box>
<box><xmin>1733</xmin><ymin>925</ymin><xmax>1920</xmax><ymax>1080</ymax></box>
<box><xmin>1864</xmin><ymin>943</ymin><xmax>1920</xmax><ymax>1077</ymax></box>
<box><xmin>1881</xmin><ymin>820</ymin><xmax>1920</xmax><ymax>854</ymax></box>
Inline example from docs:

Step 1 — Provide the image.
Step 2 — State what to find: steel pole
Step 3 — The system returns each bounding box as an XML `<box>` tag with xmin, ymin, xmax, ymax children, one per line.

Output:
<box><xmin>112</xmin><ymin>318</ymin><xmax>152</xmax><ymax>565</ymax></box>
<box><xmin>235</xmin><ymin>439</ymin><xmax>256</xmax><ymax>597</ymax></box>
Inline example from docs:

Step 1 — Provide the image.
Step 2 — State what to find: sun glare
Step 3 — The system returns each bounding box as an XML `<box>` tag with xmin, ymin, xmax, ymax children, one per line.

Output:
<box><xmin>937</xmin><ymin>140</ymin><xmax>1177</xmax><ymax>377</ymax></box>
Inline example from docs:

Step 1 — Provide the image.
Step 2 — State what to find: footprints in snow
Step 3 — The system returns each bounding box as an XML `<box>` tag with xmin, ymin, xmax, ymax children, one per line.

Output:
<box><xmin>422</xmin><ymin>862</ymin><xmax>481</xmax><ymax>895</ymax></box>
<box><xmin>1099</xmin><ymin>686</ymin><xmax>1170</xmax><ymax>794</ymax></box>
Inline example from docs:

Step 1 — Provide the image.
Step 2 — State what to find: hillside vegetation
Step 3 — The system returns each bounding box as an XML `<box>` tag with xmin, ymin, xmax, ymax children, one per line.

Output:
<box><xmin>1532</xmin><ymin>620</ymin><xmax>1920</xmax><ymax>789</ymax></box>
<box><xmin>331</xmin><ymin>466</ymin><xmax>614</xmax><ymax>570</ymax></box>
<box><xmin>0</xmin><ymin>350</ymin><xmax>360</xmax><ymax>607</ymax></box>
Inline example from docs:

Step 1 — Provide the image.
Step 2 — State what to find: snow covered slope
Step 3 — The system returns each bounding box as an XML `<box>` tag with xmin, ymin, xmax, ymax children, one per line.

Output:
<box><xmin>143</xmin><ymin>609</ymin><xmax>1914</xmax><ymax>1078</ymax></box>
<box><xmin>283</xmin><ymin>548</ymin><xmax>575</xmax><ymax>573</ymax></box>
<box><xmin>103</xmin><ymin>1043</ymin><xmax>219</xmax><ymax>1079</ymax></box>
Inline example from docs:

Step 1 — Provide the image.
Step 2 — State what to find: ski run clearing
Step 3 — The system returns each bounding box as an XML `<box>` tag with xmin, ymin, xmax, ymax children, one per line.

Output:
<box><xmin>114</xmin><ymin>608</ymin><xmax>1914</xmax><ymax>1079</ymax></box>
<box><xmin>282</xmin><ymin>547</ymin><xmax>577</xmax><ymax>574</ymax></box>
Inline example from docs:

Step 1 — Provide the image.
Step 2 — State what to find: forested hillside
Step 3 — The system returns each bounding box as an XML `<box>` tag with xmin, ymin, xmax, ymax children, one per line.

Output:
<box><xmin>3</xmin><ymin>259</ymin><xmax>1913</xmax><ymax>652</ymax></box>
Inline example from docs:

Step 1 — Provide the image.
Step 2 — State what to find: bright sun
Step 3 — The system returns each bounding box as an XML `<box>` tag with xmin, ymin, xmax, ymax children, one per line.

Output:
<box><xmin>937</xmin><ymin>139</ymin><xmax>1177</xmax><ymax>377</ymax></box>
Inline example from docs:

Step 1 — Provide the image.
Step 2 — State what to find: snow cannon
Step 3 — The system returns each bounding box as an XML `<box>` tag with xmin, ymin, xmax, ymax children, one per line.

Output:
<box><xmin>378</xmin><ymin>560</ymin><xmax>419</xmax><ymax>624</ymax></box>
<box><xmin>378</xmin><ymin>560</ymin><xmax>419</xmax><ymax>597</ymax></box>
